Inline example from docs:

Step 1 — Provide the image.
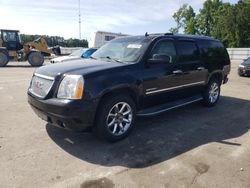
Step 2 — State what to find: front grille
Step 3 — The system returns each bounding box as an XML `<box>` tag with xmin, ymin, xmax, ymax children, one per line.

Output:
<box><xmin>29</xmin><ymin>73</ymin><xmax>54</xmax><ymax>98</ymax></box>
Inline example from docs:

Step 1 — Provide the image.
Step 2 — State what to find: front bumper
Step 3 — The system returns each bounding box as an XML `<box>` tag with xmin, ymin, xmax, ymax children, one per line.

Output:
<box><xmin>28</xmin><ymin>93</ymin><xmax>97</xmax><ymax>131</ymax></box>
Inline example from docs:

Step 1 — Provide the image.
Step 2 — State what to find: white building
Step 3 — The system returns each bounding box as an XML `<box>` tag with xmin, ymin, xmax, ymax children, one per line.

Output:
<box><xmin>89</xmin><ymin>31</ymin><xmax>129</xmax><ymax>48</ymax></box>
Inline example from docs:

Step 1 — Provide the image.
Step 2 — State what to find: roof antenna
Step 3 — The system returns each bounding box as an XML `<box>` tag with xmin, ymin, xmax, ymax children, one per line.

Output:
<box><xmin>145</xmin><ymin>32</ymin><xmax>149</xmax><ymax>37</ymax></box>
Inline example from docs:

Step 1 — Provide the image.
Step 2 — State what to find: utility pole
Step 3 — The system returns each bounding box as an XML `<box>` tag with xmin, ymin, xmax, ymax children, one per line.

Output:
<box><xmin>78</xmin><ymin>0</ymin><xmax>81</xmax><ymax>39</ymax></box>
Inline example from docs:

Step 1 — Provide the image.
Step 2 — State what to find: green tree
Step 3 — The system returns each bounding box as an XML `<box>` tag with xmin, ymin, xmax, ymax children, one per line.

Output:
<box><xmin>196</xmin><ymin>0</ymin><xmax>223</xmax><ymax>36</ymax></box>
<box><xmin>240</xmin><ymin>0</ymin><xmax>250</xmax><ymax>4</ymax></box>
<box><xmin>185</xmin><ymin>17</ymin><xmax>197</xmax><ymax>34</ymax></box>
<box><xmin>170</xmin><ymin>4</ymin><xmax>196</xmax><ymax>34</ymax></box>
<box><xmin>170</xmin><ymin>0</ymin><xmax>250</xmax><ymax>47</ymax></box>
<box><xmin>236</xmin><ymin>3</ymin><xmax>250</xmax><ymax>47</ymax></box>
<box><xmin>215</xmin><ymin>2</ymin><xmax>250</xmax><ymax>47</ymax></box>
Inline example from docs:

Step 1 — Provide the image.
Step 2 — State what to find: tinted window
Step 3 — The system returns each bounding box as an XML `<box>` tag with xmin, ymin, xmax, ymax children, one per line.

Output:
<box><xmin>176</xmin><ymin>41</ymin><xmax>199</xmax><ymax>62</ymax></box>
<box><xmin>198</xmin><ymin>40</ymin><xmax>226</xmax><ymax>58</ymax></box>
<box><xmin>150</xmin><ymin>40</ymin><xmax>177</xmax><ymax>63</ymax></box>
<box><xmin>197</xmin><ymin>40</ymin><xmax>230</xmax><ymax>68</ymax></box>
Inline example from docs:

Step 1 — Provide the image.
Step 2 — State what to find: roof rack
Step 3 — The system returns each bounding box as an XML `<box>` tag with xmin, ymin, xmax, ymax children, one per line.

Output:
<box><xmin>164</xmin><ymin>33</ymin><xmax>174</xmax><ymax>35</ymax></box>
<box><xmin>144</xmin><ymin>32</ymin><xmax>174</xmax><ymax>37</ymax></box>
<box><xmin>143</xmin><ymin>32</ymin><xmax>217</xmax><ymax>41</ymax></box>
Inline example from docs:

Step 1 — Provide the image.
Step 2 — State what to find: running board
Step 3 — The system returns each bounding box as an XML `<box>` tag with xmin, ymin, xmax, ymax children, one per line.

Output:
<box><xmin>137</xmin><ymin>95</ymin><xmax>203</xmax><ymax>117</ymax></box>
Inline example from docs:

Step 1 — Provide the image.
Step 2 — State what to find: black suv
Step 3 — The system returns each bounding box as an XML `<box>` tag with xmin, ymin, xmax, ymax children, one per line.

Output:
<box><xmin>28</xmin><ymin>33</ymin><xmax>231</xmax><ymax>142</ymax></box>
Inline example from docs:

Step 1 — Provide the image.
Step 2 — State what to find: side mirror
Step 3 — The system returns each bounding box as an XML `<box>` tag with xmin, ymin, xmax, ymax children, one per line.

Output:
<box><xmin>147</xmin><ymin>54</ymin><xmax>171</xmax><ymax>64</ymax></box>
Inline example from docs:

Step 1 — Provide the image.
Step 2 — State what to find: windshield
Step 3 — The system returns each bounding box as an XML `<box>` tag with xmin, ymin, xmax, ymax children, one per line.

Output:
<box><xmin>70</xmin><ymin>48</ymin><xmax>85</xmax><ymax>57</ymax></box>
<box><xmin>244</xmin><ymin>58</ymin><xmax>250</xmax><ymax>64</ymax></box>
<box><xmin>2</xmin><ymin>31</ymin><xmax>18</xmax><ymax>42</ymax></box>
<box><xmin>91</xmin><ymin>37</ymin><xmax>150</xmax><ymax>63</ymax></box>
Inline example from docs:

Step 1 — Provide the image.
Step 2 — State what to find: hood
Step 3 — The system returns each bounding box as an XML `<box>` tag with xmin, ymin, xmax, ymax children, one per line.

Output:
<box><xmin>242</xmin><ymin>62</ymin><xmax>250</xmax><ymax>66</ymax></box>
<box><xmin>51</xmin><ymin>55</ymin><xmax>81</xmax><ymax>63</ymax></box>
<box><xmin>36</xmin><ymin>59</ymin><xmax>125</xmax><ymax>78</ymax></box>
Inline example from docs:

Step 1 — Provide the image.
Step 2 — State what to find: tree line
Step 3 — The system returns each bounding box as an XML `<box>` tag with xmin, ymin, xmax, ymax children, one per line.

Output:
<box><xmin>170</xmin><ymin>0</ymin><xmax>250</xmax><ymax>48</ymax></box>
<box><xmin>20</xmin><ymin>34</ymin><xmax>88</xmax><ymax>48</ymax></box>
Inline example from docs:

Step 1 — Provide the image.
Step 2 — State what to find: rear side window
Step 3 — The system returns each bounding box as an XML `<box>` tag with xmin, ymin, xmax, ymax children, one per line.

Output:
<box><xmin>197</xmin><ymin>40</ymin><xmax>230</xmax><ymax>67</ymax></box>
<box><xmin>176</xmin><ymin>41</ymin><xmax>199</xmax><ymax>62</ymax></box>
<box><xmin>198</xmin><ymin>40</ymin><xmax>227</xmax><ymax>59</ymax></box>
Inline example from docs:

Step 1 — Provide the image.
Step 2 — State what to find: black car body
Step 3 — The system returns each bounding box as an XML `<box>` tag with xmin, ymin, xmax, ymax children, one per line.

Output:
<box><xmin>28</xmin><ymin>33</ymin><xmax>231</xmax><ymax>141</ymax></box>
<box><xmin>238</xmin><ymin>57</ymin><xmax>250</xmax><ymax>76</ymax></box>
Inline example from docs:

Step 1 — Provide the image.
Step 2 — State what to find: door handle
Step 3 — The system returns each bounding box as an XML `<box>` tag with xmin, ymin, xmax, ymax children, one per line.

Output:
<box><xmin>197</xmin><ymin>66</ymin><xmax>205</xmax><ymax>71</ymax></box>
<box><xmin>173</xmin><ymin>70</ymin><xmax>183</xmax><ymax>75</ymax></box>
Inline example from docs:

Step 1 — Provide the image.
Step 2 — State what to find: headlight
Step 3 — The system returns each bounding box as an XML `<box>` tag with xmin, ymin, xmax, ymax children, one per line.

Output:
<box><xmin>57</xmin><ymin>75</ymin><xmax>84</xmax><ymax>99</ymax></box>
<box><xmin>239</xmin><ymin>64</ymin><xmax>245</xmax><ymax>68</ymax></box>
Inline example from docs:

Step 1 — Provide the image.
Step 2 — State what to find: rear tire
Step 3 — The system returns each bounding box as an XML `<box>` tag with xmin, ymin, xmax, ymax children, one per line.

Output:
<box><xmin>28</xmin><ymin>52</ymin><xmax>44</xmax><ymax>67</ymax></box>
<box><xmin>202</xmin><ymin>78</ymin><xmax>221</xmax><ymax>107</ymax></box>
<box><xmin>94</xmin><ymin>95</ymin><xmax>136</xmax><ymax>142</ymax></box>
<box><xmin>0</xmin><ymin>51</ymin><xmax>9</xmax><ymax>67</ymax></box>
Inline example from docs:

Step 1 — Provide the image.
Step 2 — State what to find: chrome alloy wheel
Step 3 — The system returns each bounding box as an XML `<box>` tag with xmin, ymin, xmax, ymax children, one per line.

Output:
<box><xmin>106</xmin><ymin>102</ymin><xmax>133</xmax><ymax>136</ymax></box>
<box><xmin>209</xmin><ymin>82</ymin><xmax>219</xmax><ymax>103</ymax></box>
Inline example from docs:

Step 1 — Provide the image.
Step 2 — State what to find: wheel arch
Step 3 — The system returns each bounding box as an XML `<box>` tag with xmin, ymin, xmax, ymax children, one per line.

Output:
<box><xmin>94</xmin><ymin>87</ymin><xmax>139</xmax><ymax>124</ymax></box>
<box><xmin>208</xmin><ymin>71</ymin><xmax>223</xmax><ymax>85</ymax></box>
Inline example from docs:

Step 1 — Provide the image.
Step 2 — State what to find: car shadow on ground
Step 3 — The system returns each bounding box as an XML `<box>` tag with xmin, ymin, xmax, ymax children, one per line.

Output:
<box><xmin>3</xmin><ymin>61</ymin><xmax>50</xmax><ymax>68</ymax></box>
<box><xmin>4</xmin><ymin>64</ymin><xmax>34</xmax><ymax>68</ymax></box>
<box><xmin>46</xmin><ymin>96</ymin><xmax>250</xmax><ymax>168</ymax></box>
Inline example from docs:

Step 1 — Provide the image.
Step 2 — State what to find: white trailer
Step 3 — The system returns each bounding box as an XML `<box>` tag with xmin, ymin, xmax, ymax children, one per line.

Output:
<box><xmin>89</xmin><ymin>31</ymin><xmax>129</xmax><ymax>48</ymax></box>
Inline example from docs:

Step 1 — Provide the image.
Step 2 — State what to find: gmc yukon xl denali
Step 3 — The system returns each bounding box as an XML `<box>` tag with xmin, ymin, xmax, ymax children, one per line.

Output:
<box><xmin>28</xmin><ymin>33</ymin><xmax>231</xmax><ymax>142</ymax></box>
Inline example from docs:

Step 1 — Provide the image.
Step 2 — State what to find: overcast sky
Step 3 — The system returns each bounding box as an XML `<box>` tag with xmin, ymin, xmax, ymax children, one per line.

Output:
<box><xmin>0</xmin><ymin>0</ymin><xmax>238</xmax><ymax>40</ymax></box>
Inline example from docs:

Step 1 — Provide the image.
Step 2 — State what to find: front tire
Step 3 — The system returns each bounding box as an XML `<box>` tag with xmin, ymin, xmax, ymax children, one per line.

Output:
<box><xmin>238</xmin><ymin>70</ymin><xmax>244</xmax><ymax>77</ymax></box>
<box><xmin>0</xmin><ymin>51</ymin><xmax>9</xmax><ymax>67</ymax></box>
<box><xmin>28</xmin><ymin>52</ymin><xmax>44</xmax><ymax>67</ymax></box>
<box><xmin>202</xmin><ymin>79</ymin><xmax>221</xmax><ymax>107</ymax></box>
<box><xmin>95</xmin><ymin>95</ymin><xmax>136</xmax><ymax>142</ymax></box>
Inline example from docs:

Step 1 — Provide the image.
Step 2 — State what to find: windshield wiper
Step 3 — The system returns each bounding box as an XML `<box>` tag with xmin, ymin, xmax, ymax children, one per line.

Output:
<box><xmin>101</xmin><ymin>56</ymin><xmax>122</xmax><ymax>63</ymax></box>
<box><xmin>89</xmin><ymin>56</ymin><xmax>97</xmax><ymax>59</ymax></box>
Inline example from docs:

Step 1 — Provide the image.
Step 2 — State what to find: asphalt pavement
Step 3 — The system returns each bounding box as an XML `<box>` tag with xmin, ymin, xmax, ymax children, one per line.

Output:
<box><xmin>0</xmin><ymin>60</ymin><xmax>249</xmax><ymax>188</ymax></box>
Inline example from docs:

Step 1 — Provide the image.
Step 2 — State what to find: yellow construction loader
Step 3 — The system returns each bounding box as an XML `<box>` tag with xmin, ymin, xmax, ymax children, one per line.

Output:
<box><xmin>0</xmin><ymin>29</ymin><xmax>59</xmax><ymax>67</ymax></box>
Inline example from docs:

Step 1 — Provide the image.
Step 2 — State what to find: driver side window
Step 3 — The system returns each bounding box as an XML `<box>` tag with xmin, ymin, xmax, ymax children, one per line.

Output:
<box><xmin>150</xmin><ymin>40</ymin><xmax>177</xmax><ymax>63</ymax></box>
